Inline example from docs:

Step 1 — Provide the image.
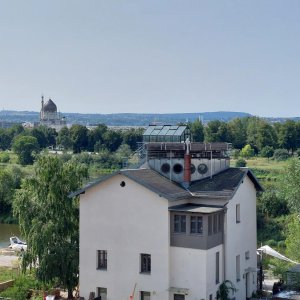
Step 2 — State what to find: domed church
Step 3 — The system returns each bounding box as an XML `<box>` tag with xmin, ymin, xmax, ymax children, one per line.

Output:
<box><xmin>39</xmin><ymin>96</ymin><xmax>66</xmax><ymax>128</ymax></box>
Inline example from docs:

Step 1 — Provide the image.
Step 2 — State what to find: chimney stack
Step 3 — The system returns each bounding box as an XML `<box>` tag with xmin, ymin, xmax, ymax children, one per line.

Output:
<box><xmin>183</xmin><ymin>139</ymin><xmax>191</xmax><ymax>188</ymax></box>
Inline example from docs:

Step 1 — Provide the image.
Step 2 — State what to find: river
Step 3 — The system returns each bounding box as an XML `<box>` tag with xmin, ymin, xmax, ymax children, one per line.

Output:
<box><xmin>0</xmin><ymin>224</ymin><xmax>21</xmax><ymax>248</ymax></box>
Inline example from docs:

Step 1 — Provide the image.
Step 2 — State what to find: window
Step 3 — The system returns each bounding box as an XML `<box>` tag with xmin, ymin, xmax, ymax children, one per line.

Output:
<box><xmin>140</xmin><ymin>253</ymin><xmax>151</xmax><ymax>273</ymax></box>
<box><xmin>174</xmin><ymin>215</ymin><xmax>186</xmax><ymax>233</ymax></box>
<box><xmin>140</xmin><ymin>291</ymin><xmax>151</xmax><ymax>300</ymax></box>
<box><xmin>209</xmin><ymin>295</ymin><xmax>213</xmax><ymax>300</ymax></box>
<box><xmin>97</xmin><ymin>250</ymin><xmax>107</xmax><ymax>270</ymax></box>
<box><xmin>216</xmin><ymin>252</ymin><xmax>220</xmax><ymax>284</ymax></box>
<box><xmin>174</xmin><ymin>295</ymin><xmax>185</xmax><ymax>300</ymax></box>
<box><xmin>245</xmin><ymin>251</ymin><xmax>250</xmax><ymax>260</ymax></box>
<box><xmin>97</xmin><ymin>287</ymin><xmax>107</xmax><ymax>300</ymax></box>
<box><xmin>208</xmin><ymin>215</ymin><xmax>213</xmax><ymax>235</ymax></box>
<box><xmin>236</xmin><ymin>204</ymin><xmax>240</xmax><ymax>223</ymax></box>
<box><xmin>190</xmin><ymin>216</ymin><xmax>203</xmax><ymax>234</ymax></box>
<box><xmin>236</xmin><ymin>255</ymin><xmax>240</xmax><ymax>282</ymax></box>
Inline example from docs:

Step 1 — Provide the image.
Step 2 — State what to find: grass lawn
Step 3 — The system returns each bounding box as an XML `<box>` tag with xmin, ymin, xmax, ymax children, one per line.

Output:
<box><xmin>231</xmin><ymin>157</ymin><xmax>289</xmax><ymax>171</ymax></box>
<box><xmin>0</xmin><ymin>267</ymin><xmax>18</xmax><ymax>282</ymax></box>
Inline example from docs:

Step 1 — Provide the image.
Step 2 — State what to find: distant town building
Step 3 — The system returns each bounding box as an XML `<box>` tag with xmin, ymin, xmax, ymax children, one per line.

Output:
<box><xmin>39</xmin><ymin>96</ymin><xmax>66</xmax><ymax>130</ymax></box>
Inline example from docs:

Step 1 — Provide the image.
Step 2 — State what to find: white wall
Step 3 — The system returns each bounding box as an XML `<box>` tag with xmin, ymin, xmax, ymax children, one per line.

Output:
<box><xmin>79</xmin><ymin>174</ymin><xmax>170</xmax><ymax>300</ymax></box>
<box><xmin>224</xmin><ymin>175</ymin><xmax>257</xmax><ymax>299</ymax></box>
<box><xmin>170</xmin><ymin>245</ymin><xmax>223</xmax><ymax>300</ymax></box>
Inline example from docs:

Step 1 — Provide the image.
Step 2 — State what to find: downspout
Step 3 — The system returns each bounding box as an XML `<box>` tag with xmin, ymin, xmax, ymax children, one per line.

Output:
<box><xmin>223</xmin><ymin>207</ymin><xmax>228</xmax><ymax>282</ymax></box>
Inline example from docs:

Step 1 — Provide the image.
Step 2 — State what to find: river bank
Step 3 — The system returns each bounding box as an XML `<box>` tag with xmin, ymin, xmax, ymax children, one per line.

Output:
<box><xmin>0</xmin><ymin>224</ymin><xmax>21</xmax><ymax>249</ymax></box>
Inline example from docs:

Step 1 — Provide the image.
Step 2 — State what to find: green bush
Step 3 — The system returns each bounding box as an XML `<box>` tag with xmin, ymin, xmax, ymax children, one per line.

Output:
<box><xmin>266</xmin><ymin>239</ymin><xmax>277</xmax><ymax>247</ymax></box>
<box><xmin>273</xmin><ymin>149</ymin><xmax>289</xmax><ymax>161</ymax></box>
<box><xmin>0</xmin><ymin>274</ymin><xmax>40</xmax><ymax>300</ymax></box>
<box><xmin>235</xmin><ymin>158</ymin><xmax>247</xmax><ymax>167</ymax></box>
<box><xmin>0</xmin><ymin>152</ymin><xmax>10</xmax><ymax>163</ymax></box>
<box><xmin>260</xmin><ymin>146</ymin><xmax>274</xmax><ymax>158</ymax></box>
<box><xmin>240</xmin><ymin>144</ymin><xmax>255</xmax><ymax>158</ymax></box>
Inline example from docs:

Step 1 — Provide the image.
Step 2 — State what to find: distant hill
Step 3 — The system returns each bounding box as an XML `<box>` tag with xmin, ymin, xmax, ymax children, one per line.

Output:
<box><xmin>0</xmin><ymin>110</ymin><xmax>252</xmax><ymax>126</ymax></box>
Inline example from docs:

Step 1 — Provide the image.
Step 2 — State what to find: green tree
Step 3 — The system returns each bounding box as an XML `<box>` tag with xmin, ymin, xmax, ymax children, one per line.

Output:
<box><xmin>121</xmin><ymin>128</ymin><xmax>144</xmax><ymax>150</ymax></box>
<box><xmin>246</xmin><ymin>117</ymin><xmax>261</xmax><ymax>153</ymax></box>
<box><xmin>240</xmin><ymin>144</ymin><xmax>254</xmax><ymax>158</ymax></box>
<box><xmin>273</xmin><ymin>148</ymin><xmax>289</xmax><ymax>161</ymax></box>
<box><xmin>281</xmin><ymin>159</ymin><xmax>300</xmax><ymax>213</ymax></box>
<box><xmin>70</xmin><ymin>125</ymin><xmax>88</xmax><ymax>153</ymax></box>
<box><xmin>13</xmin><ymin>156</ymin><xmax>88</xmax><ymax>298</ymax></box>
<box><xmin>0</xmin><ymin>129</ymin><xmax>12</xmax><ymax>150</ymax></box>
<box><xmin>31</xmin><ymin>127</ymin><xmax>48</xmax><ymax>149</ymax></box>
<box><xmin>12</xmin><ymin>135</ymin><xmax>39</xmax><ymax>165</ymax></box>
<box><xmin>56</xmin><ymin>126</ymin><xmax>73</xmax><ymax>150</ymax></box>
<box><xmin>258</xmin><ymin>189</ymin><xmax>289</xmax><ymax>218</ymax></box>
<box><xmin>205</xmin><ymin>120</ymin><xmax>231</xmax><ymax>143</ymax></box>
<box><xmin>103</xmin><ymin>129</ymin><xmax>123</xmax><ymax>152</ymax></box>
<box><xmin>286</xmin><ymin>215</ymin><xmax>300</xmax><ymax>262</ymax></box>
<box><xmin>190</xmin><ymin>119</ymin><xmax>204</xmax><ymax>142</ymax></box>
<box><xmin>0</xmin><ymin>168</ymin><xmax>15</xmax><ymax>214</ymax></box>
<box><xmin>278</xmin><ymin>120</ymin><xmax>297</xmax><ymax>153</ymax></box>
<box><xmin>228</xmin><ymin>118</ymin><xmax>247</xmax><ymax>149</ymax></box>
<box><xmin>260</xmin><ymin>146</ymin><xmax>274</xmax><ymax>159</ymax></box>
<box><xmin>256</xmin><ymin>122</ymin><xmax>277</xmax><ymax>150</ymax></box>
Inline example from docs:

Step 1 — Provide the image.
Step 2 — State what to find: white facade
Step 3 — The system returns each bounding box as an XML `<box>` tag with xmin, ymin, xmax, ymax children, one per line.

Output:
<box><xmin>224</xmin><ymin>176</ymin><xmax>258</xmax><ymax>299</ymax></box>
<box><xmin>80</xmin><ymin>174</ymin><xmax>170</xmax><ymax>299</ymax></box>
<box><xmin>78</xmin><ymin>169</ymin><xmax>259</xmax><ymax>300</ymax></box>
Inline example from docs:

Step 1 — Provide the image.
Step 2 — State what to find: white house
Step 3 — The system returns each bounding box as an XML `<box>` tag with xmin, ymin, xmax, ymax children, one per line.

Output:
<box><xmin>73</xmin><ymin>126</ymin><xmax>262</xmax><ymax>300</ymax></box>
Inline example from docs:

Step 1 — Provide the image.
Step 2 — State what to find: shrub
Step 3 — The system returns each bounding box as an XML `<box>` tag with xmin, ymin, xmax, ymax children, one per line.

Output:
<box><xmin>240</xmin><ymin>144</ymin><xmax>255</xmax><ymax>158</ymax></box>
<box><xmin>235</xmin><ymin>158</ymin><xmax>247</xmax><ymax>167</ymax></box>
<box><xmin>260</xmin><ymin>146</ymin><xmax>274</xmax><ymax>158</ymax></box>
<box><xmin>0</xmin><ymin>152</ymin><xmax>10</xmax><ymax>163</ymax></box>
<box><xmin>266</xmin><ymin>239</ymin><xmax>277</xmax><ymax>247</ymax></box>
<box><xmin>296</xmin><ymin>149</ymin><xmax>300</xmax><ymax>157</ymax></box>
<box><xmin>273</xmin><ymin>149</ymin><xmax>289</xmax><ymax>161</ymax></box>
<box><xmin>0</xmin><ymin>274</ymin><xmax>41</xmax><ymax>300</ymax></box>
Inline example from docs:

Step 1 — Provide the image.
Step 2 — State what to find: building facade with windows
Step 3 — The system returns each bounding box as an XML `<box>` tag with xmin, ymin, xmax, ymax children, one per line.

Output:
<box><xmin>74</xmin><ymin>128</ymin><xmax>262</xmax><ymax>300</ymax></box>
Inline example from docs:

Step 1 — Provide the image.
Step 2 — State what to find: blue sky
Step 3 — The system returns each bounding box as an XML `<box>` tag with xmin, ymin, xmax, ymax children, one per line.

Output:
<box><xmin>0</xmin><ymin>1</ymin><xmax>300</xmax><ymax>117</ymax></box>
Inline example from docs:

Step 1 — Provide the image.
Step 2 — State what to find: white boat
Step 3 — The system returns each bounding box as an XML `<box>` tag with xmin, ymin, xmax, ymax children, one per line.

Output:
<box><xmin>9</xmin><ymin>236</ymin><xmax>27</xmax><ymax>251</ymax></box>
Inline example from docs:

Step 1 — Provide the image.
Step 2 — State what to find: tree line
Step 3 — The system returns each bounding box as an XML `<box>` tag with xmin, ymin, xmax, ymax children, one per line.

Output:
<box><xmin>189</xmin><ymin>117</ymin><xmax>300</xmax><ymax>154</ymax></box>
<box><xmin>0</xmin><ymin>124</ymin><xmax>144</xmax><ymax>165</ymax></box>
<box><xmin>1</xmin><ymin>117</ymin><xmax>300</xmax><ymax>165</ymax></box>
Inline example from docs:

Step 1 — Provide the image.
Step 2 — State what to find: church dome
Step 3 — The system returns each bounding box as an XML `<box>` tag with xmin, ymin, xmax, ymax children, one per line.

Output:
<box><xmin>43</xmin><ymin>99</ymin><xmax>57</xmax><ymax>112</ymax></box>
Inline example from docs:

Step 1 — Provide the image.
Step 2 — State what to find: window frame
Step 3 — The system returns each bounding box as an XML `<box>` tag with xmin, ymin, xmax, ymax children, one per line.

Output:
<box><xmin>190</xmin><ymin>215</ymin><xmax>203</xmax><ymax>235</ymax></box>
<box><xmin>216</xmin><ymin>251</ymin><xmax>220</xmax><ymax>284</ymax></box>
<box><xmin>236</xmin><ymin>204</ymin><xmax>241</xmax><ymax>223</ymax></box>
<box><xmin>97</xmin><ymin>250</ymin><xmax>107</xmax><ymax>270</ymax></box>
<box><xmin>140</xmin><ymin>291</ymin><xmax>151</xmax><ymax>300</ymax></box>
<box><xmin>174</xmin><ymin>214</ymin><xmax>186</xmax><ymax>233</ymax></box>
<box><xmin>140</xmin><ymin>253</ymin><xmax>151</xmax><ymax>274</ymax></box>
<box><xmin>97</xmin><ymin>287</ymin><xmax>107</xmax><ymax>300</ymax></box>
<box><xmin>236</xmin><ymin>255</ymin><xmax>241</xmax><ymax>282</ymax></box>
<box><xmin>245</xmin><ymin>250</ymin><xmax>250</xmax><ymax>260</ymax></box>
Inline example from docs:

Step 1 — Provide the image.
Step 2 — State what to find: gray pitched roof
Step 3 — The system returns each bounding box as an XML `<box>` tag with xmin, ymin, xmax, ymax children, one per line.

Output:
<box><xmin>70</xmin><ymin>167</ymin><xmax>262</xmax><ymax>201</ymax></box>
<box><xmin>189</xmin><ymin>167</ymin><xmax>263</xmax><ymax>199</ymax></box>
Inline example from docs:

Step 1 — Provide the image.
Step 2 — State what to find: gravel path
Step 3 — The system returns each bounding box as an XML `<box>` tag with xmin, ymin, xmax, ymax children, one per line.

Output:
<box><xmin>0</xmin><ymin>255</ymin><xmax>19</xmax><ymax>267</ymax></box>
